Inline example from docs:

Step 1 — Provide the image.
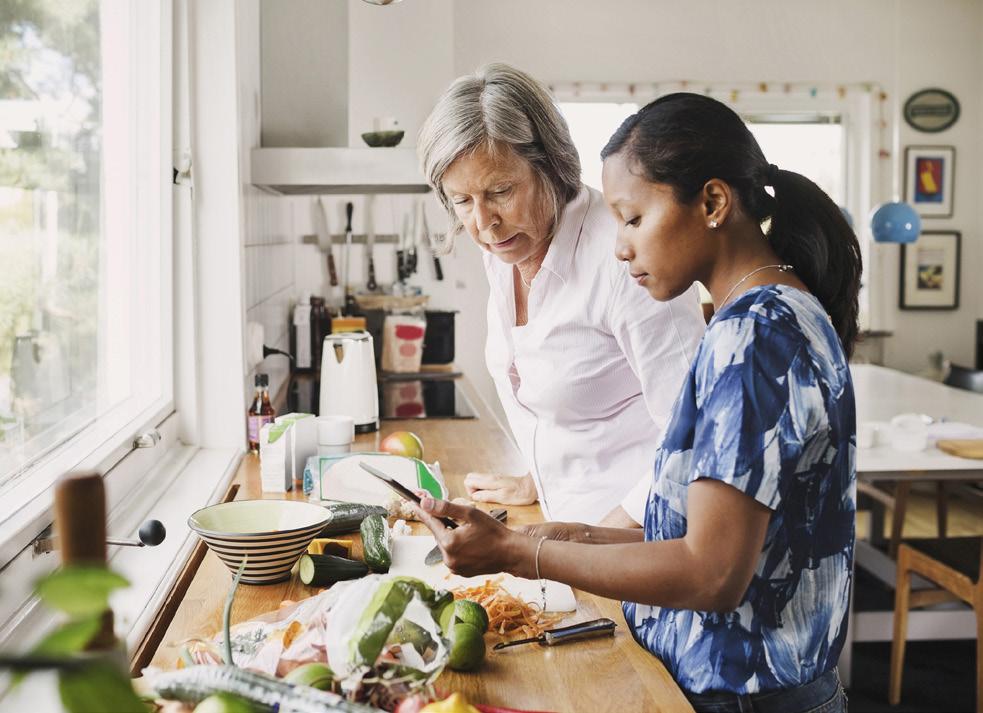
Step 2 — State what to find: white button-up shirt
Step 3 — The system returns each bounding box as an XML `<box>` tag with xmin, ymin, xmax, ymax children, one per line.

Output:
<box><xmin>484</xmin><ymin>186</ymin><xmax>706</xmax><ymax>524</ymax></box>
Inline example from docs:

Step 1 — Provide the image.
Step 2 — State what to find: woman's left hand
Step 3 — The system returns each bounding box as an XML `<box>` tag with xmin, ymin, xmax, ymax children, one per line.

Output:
<box><xmin>411</xmin><ymin>496</ymin><xmax>533</xmax><ymax>578</ymax></box>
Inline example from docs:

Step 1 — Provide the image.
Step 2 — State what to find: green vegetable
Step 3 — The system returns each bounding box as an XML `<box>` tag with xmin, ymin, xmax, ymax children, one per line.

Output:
<box><xmin>320</xmin><ymin>502</ymin><xmax>389</xmax><ymax>536</ymax></box>
<box><xmin>348</xmin><ymin>580</ymin><xmax>417</xmax><ymax>666</ymax></box>
<box><xmin>447</xmin><ymin>623</ymin><xmax>486</xmax><ymax>672</ymax></box>
<box><xmin>359</xmin><ymin>514</ymin><xmax>392</xmax><ymax>573</ymax></box>
<box><xmin>283</xmin><ymin>662</ymin><xmax>334</xmax><ymax>690</ymax></box>
<box><xmin>194</xmin><ymin>692</ymin><xmax>260</xmax><ymax>713</ymax></box>
<box><xmin>148</xmin><ymin>665</ymin><xmax>373</xmax><ymax>713</ymax></box>
<box><xmin>298</xmin><ymin>554</ymin><xmax>369</xmax><ymax>587</ymax></box>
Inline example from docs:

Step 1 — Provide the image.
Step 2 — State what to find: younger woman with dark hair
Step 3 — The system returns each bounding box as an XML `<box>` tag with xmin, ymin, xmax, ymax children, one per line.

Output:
<box><xmin>412</xmin><ymin>93</ymin><xmax>860</xmax><ymax>713</ymax></box>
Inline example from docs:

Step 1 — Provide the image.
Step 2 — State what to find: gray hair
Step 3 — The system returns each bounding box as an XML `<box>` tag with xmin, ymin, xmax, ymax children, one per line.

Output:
<box><xmin>418</xmin><ymin>63</ymin><xmax>582</xmax><ymax>254</ymax></box>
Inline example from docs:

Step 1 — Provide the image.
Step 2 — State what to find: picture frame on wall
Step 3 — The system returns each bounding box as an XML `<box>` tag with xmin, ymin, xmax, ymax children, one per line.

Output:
<box><xmin>899</xmin><ymin>231</ymin><xmax>960</xmax><ymax>310</ymax></box>
<box><xmin>904</xmin><ymin>145</ymin><xmax>955</xmax><ymax>218</ymax></box>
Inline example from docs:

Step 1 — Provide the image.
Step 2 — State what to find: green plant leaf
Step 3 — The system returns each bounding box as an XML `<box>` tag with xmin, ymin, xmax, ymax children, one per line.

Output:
<box><xmin>36</xmin><ymin>566</ymin><xmax>130</xmax><ymax>618</ymax></box>
<box><xmin>9</xmin><ymin>617</ymin><xmax>102</xmax><ymax>687</ymax></box>
<box><xmin>58</xmin><ymin>661</ymin><xmax>146</xmax><ymax>713</ymax></box>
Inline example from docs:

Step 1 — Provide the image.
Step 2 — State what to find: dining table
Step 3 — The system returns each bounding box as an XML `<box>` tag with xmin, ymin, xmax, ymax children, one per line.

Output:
<box><xmin>137</xmin><ymin>377</ymin><xmax>694</xmax><ymax>712</ymax></box>
<box><xmin>841</xmin><ymin>364</ymin><xmax>983</xmax><ymax>685</ymax></box>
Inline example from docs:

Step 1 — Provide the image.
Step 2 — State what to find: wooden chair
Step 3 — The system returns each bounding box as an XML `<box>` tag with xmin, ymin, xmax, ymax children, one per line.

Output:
<box><xmin>889</xmin><ymin>536</ymin><xmax>983</xmax><ymax>711</ymax></box>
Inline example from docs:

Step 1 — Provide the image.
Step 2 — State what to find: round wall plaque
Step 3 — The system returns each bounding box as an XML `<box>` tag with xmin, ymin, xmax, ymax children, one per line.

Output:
<box><xmin>903</xmin><ymin>88</ymin><xmax>960</xmax><ymax>133</ymax></box>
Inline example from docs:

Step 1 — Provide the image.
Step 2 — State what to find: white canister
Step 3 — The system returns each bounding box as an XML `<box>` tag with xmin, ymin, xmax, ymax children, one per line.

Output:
<box><xmin>889</xmin><ymin>413</ymin><xmax>929</xmax><ymax>452</ymax></box>
<box><xmin>318</xmin><ymin>415</ymin><xmax>355</xmax><ymax>456</ymax></box>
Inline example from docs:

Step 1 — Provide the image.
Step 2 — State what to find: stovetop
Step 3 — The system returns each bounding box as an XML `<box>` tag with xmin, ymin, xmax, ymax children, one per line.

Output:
<box><xmin>288</xmin><ymin>375</ymin><xmax>477</xmax><ymax>420</ymax></box>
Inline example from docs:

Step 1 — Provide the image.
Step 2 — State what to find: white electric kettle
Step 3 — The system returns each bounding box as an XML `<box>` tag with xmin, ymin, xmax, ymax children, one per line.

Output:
<box><xmin>319</xmin><ymin>331</ymin><xmax>379</xmax><ymax>433</ymax></box>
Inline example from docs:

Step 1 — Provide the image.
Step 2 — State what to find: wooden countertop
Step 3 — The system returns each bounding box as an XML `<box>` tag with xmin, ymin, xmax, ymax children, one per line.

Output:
<box><xmin>142</xmin><ymin>379</ymin><xmax>693</xmax><ymax>712</ymax></box>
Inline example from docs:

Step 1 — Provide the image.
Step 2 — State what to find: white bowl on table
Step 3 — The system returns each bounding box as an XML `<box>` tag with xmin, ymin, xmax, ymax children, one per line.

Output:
<box><xmin>188</xmin><ymin>499</ymin><xmax>331</xmax><ymax>585</ymax></box>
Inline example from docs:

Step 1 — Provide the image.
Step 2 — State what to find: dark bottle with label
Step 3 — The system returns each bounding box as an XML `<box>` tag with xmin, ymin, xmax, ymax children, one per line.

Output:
<box><xmin>247</xmin><ymin>373</ymin><xmax>276</xmax><ymax>453</ymax></box>
<box><xmin>310</xmin><ymin>296</ymin><xmax>328</xmax><ymax>373</ymax></box>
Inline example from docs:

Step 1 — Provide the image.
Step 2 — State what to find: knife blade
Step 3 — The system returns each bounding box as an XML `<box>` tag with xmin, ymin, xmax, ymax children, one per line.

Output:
<box><xmin>492</xmin><ymin>618</ymin><xmax>617</xmax><ymax>650</ymax></box>
<box><xmin>424</xmin><ymin>508</ymin><xmax>507</xmax><ymax>566</ymax></box>
<box><xmin>314</xmin><ymin>198</ymin><xmax>338</xmax><ymax>287</ymax></box>
<box><xmin>365</xmin><ymin>195</ymin><xmax>377</xmax><ymax>291</ymax></box>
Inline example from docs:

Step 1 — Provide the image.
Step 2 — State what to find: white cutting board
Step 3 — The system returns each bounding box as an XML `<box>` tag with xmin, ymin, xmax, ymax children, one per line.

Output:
<box><xmin>389</xmin><ymin>535</ymin><xmax>578</xmax><ymax>613</ymax></box>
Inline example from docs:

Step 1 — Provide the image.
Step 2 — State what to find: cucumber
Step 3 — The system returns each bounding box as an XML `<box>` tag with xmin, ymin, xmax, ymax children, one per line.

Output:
<box><xmin>283</xmin><ymin>662</ymin><xmax>334</xmax><ymax>691</ymax></box>
<box><xmin>148</xmin><ymin>665</ymin><xmax>375</xmax><ymax>713</ymax></box>
<box><xmin>299</xmin><ymin>554</ymin><xmax>369</xmax><ymax>587</ymax></box>
<box><xmin>359</xmin><ymin>514</ymin><xmax>391</xmax><ymax>573</ymax></box>
<box><xmin>320</xmin><ymin>502</ymin><xmax>389</xmax><ymax>536</ymax></box>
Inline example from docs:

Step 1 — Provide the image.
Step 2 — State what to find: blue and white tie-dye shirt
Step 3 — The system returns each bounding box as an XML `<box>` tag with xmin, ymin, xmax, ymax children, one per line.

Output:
<box><xmin>624</xmin><ymin>285</ymin><xmax>856</xmax><ymax>695</ymax></box>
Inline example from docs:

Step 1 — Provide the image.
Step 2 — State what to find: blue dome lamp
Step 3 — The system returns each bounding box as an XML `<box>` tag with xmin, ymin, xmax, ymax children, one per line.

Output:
<box><xmin>870</xmin><ymin>201</ymin><xmax>920</xmax><ymax>244</ymax></box>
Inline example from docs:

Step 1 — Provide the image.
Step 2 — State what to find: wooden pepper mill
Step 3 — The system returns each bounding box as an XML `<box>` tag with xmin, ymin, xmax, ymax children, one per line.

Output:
<box><xmin>53</xmin><ymin>471</ymin><xmax>116</xmax><ymax>651</ymax></box>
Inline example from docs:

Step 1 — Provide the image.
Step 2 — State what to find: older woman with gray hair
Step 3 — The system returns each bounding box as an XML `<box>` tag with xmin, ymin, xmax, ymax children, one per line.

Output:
<box><xmin>418</xmin><ymin>64</ymin><xmax>705</xmax><ymax>525</ymax></box>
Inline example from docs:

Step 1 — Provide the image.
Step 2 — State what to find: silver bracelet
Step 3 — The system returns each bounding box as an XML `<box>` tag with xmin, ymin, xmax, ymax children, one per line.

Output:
<box><xmin>534</xmin><ymin>535</ymin><xmax>549</xmax><ymax>610</ymax></box>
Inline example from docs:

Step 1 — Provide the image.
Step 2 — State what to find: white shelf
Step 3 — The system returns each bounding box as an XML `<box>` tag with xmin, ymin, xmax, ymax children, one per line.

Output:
<box><xmin>250</xmin><ymin>147</ymin><xmax>431</xmax><ymax>195</ymax></box>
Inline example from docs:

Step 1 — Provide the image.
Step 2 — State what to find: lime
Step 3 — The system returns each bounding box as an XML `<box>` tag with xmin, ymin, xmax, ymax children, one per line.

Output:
<box><xmin>283</xmin><ymin>661</ymin><xmax>334</xmax><ymax>690</ymax></box>
<box><xmin>447</xmin><ymin>622</ymin><xmax>486</xmax><ymax>672</ymax></box>
<box><xmin>193</xmin><ymin>693</ymin><xmax>259</xmax><ymax>713</ymax></box>
<box><xmin>438</xmin><ymin>600</ymin><xmax>456</xmax><ymax>633</ymax></box>
<box><xmin>453</xmin><ymin>600</ymin><xmax>489</xmax><ymax>633</ymax></box>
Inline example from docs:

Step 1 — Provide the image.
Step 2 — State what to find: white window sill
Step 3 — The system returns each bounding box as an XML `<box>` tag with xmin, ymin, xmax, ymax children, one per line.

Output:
<box><xmin>0</xmin><ymin>445</ymin><xmax>242</xmax><ymax>706</ymax></box>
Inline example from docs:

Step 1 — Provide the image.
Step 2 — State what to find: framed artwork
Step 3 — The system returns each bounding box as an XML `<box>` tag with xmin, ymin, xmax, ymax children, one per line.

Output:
<box><xmin>899</xmin><ymin>231</ymin><xmax>960</xmax><ymax>310</ymax></box>
<box><xmin>905</xmin><ymin>145</ymin><xmax>955</xmax><ymax>218</ymax></box>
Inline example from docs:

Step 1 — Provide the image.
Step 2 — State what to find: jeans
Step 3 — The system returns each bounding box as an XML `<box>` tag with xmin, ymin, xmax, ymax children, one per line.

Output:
<box><xmin>684</xmin><ymin>668</ymin><xmax>847</xmax><ymax>713</ymax></box>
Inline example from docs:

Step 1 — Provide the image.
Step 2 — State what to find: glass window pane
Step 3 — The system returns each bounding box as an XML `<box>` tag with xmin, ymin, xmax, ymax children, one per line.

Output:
<box><xmin>746</xmin><ymin>122</ymin><xmax>846</xmax><ymax>205</ymax></box>
<box><xmin>558</xmin><ymin>102</ymin><xmax>639</xmax><ymax>190</ymax></box>
<box><xmin>0</xmin><ymin>1</ymin><xmax>121</xmax><ymax>487</ymax></box>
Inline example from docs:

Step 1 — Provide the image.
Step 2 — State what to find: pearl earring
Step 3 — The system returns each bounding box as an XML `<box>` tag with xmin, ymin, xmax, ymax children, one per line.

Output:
<box><xmin>709</xmin><ymin>220</ymin><xmax>719</xmax><ymax>229</ymax></box>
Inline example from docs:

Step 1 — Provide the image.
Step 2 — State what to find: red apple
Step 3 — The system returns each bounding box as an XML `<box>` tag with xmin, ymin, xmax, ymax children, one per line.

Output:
<box><xmin>380</xmin><ymin>430</ymin><xmax>424</xmax><ymax>460</ymax></box>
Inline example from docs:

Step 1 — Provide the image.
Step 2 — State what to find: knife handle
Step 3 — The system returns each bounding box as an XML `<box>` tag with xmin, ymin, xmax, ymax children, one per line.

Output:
<box><xmin>327</xmin><ymin>252</ymin><xmax>338</xmax><ymax>287</ymax></box>
<box><xmin>542</xmin><ymin>618</ymin><xmax>616</xmax><ymax>646</ymax></box>
<box><xmin>345</xmin><ymin>201</ymin><xmax>353</xmax><ymax>233</ymax></box>
<box><xmin>433</xmin><ymin>255</ymin><xmax>444</xmax><ymax>281</ymax></box>
<box><xmin>367</xmin><ymin>256</ymin><xmax>377</xmax><ymax>291</ymax></box>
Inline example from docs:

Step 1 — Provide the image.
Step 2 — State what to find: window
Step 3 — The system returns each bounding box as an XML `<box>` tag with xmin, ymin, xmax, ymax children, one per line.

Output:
<box><xmin>558</xmin><ymin>94</ymin><xmax>868</xmax><ymax>322</ymax></box>
<box><xmin>0</xmin><ymin>1</ymin><xmax>172</xmax><ymax>539</ymax></box>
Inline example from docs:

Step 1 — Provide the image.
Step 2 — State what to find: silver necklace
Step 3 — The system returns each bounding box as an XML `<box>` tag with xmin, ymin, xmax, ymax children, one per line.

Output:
<box><xmin>717</xmin><ymin>264</ymin><xmax>794</xmax><ymax>310</ymax></box>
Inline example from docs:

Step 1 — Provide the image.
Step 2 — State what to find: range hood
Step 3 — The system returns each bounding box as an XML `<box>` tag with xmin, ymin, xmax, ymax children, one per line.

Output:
<box><xmin>250</xmin><ymin>147</ymin><xmax>430</xmax><ymax>195</ymax></box>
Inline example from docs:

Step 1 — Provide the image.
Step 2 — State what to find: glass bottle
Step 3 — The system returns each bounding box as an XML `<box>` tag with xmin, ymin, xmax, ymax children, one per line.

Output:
<box><xmin>247</xmin><ymin>373</ymin><xmax>276</xmax><ymax>453</ymax></box>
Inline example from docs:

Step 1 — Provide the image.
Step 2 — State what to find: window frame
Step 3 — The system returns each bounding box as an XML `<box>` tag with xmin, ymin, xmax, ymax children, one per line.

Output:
<box><xmin>553</xmin><ymin>82</ymin><xmax>883</xmax><ymax>331</ymax></box>
<box><xmin>0</xmin><ymin>0</ymin><xmax>176</xmax><ymax>589</ymax></box>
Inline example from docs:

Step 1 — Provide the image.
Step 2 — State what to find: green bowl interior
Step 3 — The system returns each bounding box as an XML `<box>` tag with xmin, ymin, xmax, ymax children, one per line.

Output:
<box><xmin>189</xmin><ymin>499</ymin><xmax>328</xmax><ymax>536</ymax></box>
<box><xmin>361</xmin><ymin>130</ymin><xmax>404</xmax><ymax>147</ymax></box>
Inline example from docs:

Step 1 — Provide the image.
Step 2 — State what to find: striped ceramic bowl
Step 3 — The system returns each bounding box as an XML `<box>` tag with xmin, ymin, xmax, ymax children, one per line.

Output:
<box><xmin>188</xmin><ymin>499</ymin><xmax>331</xmax><ymax>585</ymax></box>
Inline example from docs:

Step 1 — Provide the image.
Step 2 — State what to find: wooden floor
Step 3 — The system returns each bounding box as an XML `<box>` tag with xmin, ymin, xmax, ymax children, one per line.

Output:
<box><xmin>857</xmin><ymin>484</ymin><xmax>983</xmax><ymax>539</ymax></box>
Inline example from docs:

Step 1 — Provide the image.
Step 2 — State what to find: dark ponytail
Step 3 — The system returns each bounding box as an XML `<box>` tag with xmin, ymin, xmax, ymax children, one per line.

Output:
<box><xmin>602</xmin><ymin>93</ymin><xmax>863</xmax><ymax>357</ymax></box>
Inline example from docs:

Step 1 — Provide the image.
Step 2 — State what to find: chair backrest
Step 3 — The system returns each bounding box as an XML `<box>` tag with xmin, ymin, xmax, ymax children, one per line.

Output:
<box><xmin>943</xmin><ymin>363</ymin><xmax>983</xmax><ymax>394</ymax></box>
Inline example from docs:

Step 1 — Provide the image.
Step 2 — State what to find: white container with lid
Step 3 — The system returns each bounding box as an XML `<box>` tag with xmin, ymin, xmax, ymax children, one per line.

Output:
<box><xmin>318</xmin><ymin>415</ymin><xmax>355</xmax><ymax>456</ymax></box>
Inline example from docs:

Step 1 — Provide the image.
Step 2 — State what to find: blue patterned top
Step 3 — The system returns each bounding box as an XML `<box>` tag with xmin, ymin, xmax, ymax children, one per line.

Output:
<box><xmin>623</xmin><ymin>285</ymin><xmax>856</xmax><ymax>694</ymax></box>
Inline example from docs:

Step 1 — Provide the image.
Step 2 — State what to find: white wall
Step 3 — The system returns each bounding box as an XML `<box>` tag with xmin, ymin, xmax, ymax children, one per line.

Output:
<box><xmin>260</xmin><ymin>0</ymin><xmax>348</xmax><ymax>147</ymax></box>
<box><xmin>452</xmin><ymin>0</ymin><xmax>983</xmax><ymax>373</ymax></box>
<box><xmin>239</xmin><ymin>1</ymin><xmax>297</xmax><ymax>407</ymax></box>
<box><xmin>250</xmin><ymin>0</ymin><xmax>983</xmax><ymax>432</ymax></box>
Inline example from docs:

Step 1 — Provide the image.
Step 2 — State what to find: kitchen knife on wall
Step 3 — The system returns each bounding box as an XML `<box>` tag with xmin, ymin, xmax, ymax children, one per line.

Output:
<box><xmin>315</xmin><ymin>197</ymin><xmax>338</xmax><ymax>287</ymax></box>
<box><xmin>420</xmin><ymin>203</ymin><xmax>443</xmax><ymax>281</ymax></box>
<box><xmin>424</xmin><ymin>508</ymin><xmax>507</xmax><ymax>566</ymax></box>
<box><xmin>396</xmin><ymin>212</ymin><xmax>410</xmax><ymax>283</ymax></box>
<box><xmin>365</xmin><ymin>195</ymin><xmax>378</xmax><ymax>291</ymax></box>
<box><xmin>343</xmin><ymin>201</ymin><xmax>356</xmax><ymax>314</ymax></box>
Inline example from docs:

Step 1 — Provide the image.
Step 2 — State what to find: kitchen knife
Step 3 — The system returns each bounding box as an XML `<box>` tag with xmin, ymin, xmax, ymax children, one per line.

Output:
<box><xmin>424</xmin><ymin>507</ymin><xmax>507</xmax><ymax>566</ymax></box>
<box><xmin>396</xmin><ymin>212</ymin><xmax>410</xmax><ymax>283</ymax></box>
<box><xmin>358</xmin><ymin>461</ymin><xmax>458</xmax><ymax>529</ymax></box>
<box><xmin>315</xmin><ymin>198</ymin><xmax>338</xmax><ymax>287</ymax></box>
<box><xmin>420</xmin><ymin>204</ymin><xmax>443</xmax><ymax>281</ymax></box>
<box><xmin>343</xmin><ymin>201</ymin><xmax>356</xmax><ymax>314</ymax></box>
<box><xmin>365</xmin><ymin>195</ymin><xmax>377</xmax><ymax>292</ymax></box>
<box><xmin>492</xmin><ymin>618</ymin><xmax>617</xmax><ymax>650</ymax></box>
<box><xmin>407</xmin><ymin>200</ymin><xmax>421</xmax><ymax>276</ymax></box>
